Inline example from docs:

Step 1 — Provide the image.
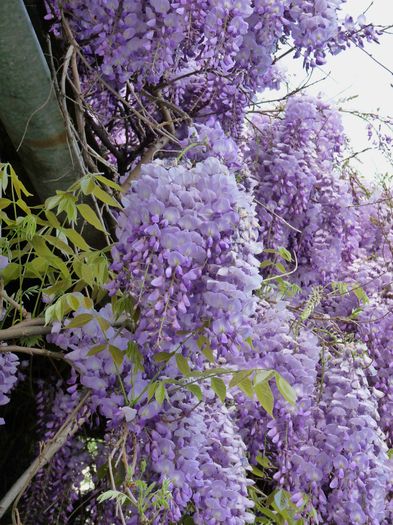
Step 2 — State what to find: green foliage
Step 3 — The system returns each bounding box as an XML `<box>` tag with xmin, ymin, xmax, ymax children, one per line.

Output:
<box><xmin>250</xmin><ymin>486</ymin><xmax>318</xmax><ymax>525</ymax></box>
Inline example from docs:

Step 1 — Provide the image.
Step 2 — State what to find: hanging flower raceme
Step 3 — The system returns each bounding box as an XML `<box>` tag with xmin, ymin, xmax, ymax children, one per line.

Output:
<box><xmin>21</xmin><ymin>382</ymin><xmax>92</xmax><ymax>524</ymax></box>
<box><xmin>247</xmin><ymin>95</ymin><xmax>360</xmax><ymax>286</ymax></box>
<box><xmin>308</xmin><ymin>344</ymin><xmax>393</xmax><ymax>524</ymax></box>
<box><xmin>109</xmin><ymin>157</ymin><xmax>262</xmax><ymax>361</ymax></box>
<box><xmin>0</xmin><ymin>351</ymin><xmax>19</xmax><ymax>425</ymax></box>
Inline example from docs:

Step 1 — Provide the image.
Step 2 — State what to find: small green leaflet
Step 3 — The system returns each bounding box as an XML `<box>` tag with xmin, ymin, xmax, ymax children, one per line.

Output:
<box><xmin>254</xmin><ymin>380</ymin><xmax>274</xmax><ymax>417</ymax></box>
<box><xmin>77</xmin><ymin>203</ymin><xmax>106</xmax><ymax>233</ymax></box>
<box><xmin>95</xmin><ymin>174</ymin><xmax>123</xmax><ymax>192</ymax></box>
<box><xmin>211</xmin><ymin>377</ymin><xmax>226</xmax><ymax>402</ymax></box>
<box><xmin>126</xmin><ymin>341</ymin><xmax>144</xmax><ymax>373</ymax></box>
<box><xmin>97</xmin><ymin>490</ymin><xmax>129</xmax><ymax>505</ymax></box>
<box><xmin>109</xmin><ymin>345</ymin><xmax>124</xmax><ymax>367</ymax></box>
<box><xmin>237</xmin><ymin>377</ymin><xmax>254</xmax><ymax>398</ymax></box>
<box><xmin>87</xmin><ymin>343</ymin><xmax>107</xmax><ymax>356</ymax></box>
<box><xmin>92</xmin><ymin>185</ymin><xmax>121</xmax><ymax>208</ymax></box>
<box><xmin>254</xmin><ymin>369</ymin><xmax>274</xmax><ymax>385</ymax></box>
<box><xmin>275</xmin><ymin>373</ymin><xmax>297</xmax><ymax>406</ymax></box>
<box><xmin>153</xmin><ymin>351</ymin><xmax>173</xmax><ymax>363</ymax></box>
<box><xmin>251</xmin><ymin>466</ymin><xmax>266</xmax><ymax>478</ymax></box>
<box><xmin>278</xmin><ymin>247</ymin><xmax>292</xmax><ymax>262</ymax></box>
<box><xmin>256</xmin><ymin>455</ymin><xmax>275</xmax><ymax>469</ymax></box>
<box><xmin>155</xmin><ymin>382</ymin><xmax>166</xmax><ymax>405</ymax></box>
<box><xmin>176</xmin><ymin>354</ymin><xmax>191</xmax><ymax>375</ymax></box>
<box><xmin>65</xmin><ymin>313</ymin><xmax>94</xmax><ymax>329</ymax></box>
<box><xmin>147</xmin><ymin>381</ymin><xmax>158</xmax><ymax>401</ymax></box>
<box><xmin>229</xmin><ymin>370</ymin><xmax>252</xmax><ymax>388</ymax></box>
<box><xmin>197</xmin><ymin>334</ymin><xmax>215</xmax><ymax>363</ymax></box>
<box><xmin>353</xmin><ymin>285</ymin><xmax>369</xmax><ymax>304</ymax></box>
<box><xmin>185</xmin><ymin>383</ymin><xmax>203</xmax><ymax>401</ymax></box>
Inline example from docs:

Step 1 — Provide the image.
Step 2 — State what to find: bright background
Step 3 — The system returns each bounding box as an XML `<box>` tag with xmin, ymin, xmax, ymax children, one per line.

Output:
<box><xmin>269</xmin><ymin>0</ymin><xmax>393</xmax><ymax>180</ymax></box>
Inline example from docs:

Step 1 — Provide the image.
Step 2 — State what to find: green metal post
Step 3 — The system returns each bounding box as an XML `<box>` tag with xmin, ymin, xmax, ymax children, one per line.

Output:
<box><xmin>0</xmin><ymin>0</ymin><xmax>83</xmax><ymax>201</ymax></box>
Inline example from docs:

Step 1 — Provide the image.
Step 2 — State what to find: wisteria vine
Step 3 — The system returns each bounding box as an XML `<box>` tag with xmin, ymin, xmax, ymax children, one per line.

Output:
<box><xmin>0</xmin><ymin>1</ymin><xmax>392</xmax><ymax>525</ymax></box>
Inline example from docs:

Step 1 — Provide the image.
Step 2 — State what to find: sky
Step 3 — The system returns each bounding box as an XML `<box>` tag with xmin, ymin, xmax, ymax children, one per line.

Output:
<box><xmin>269</xmin><ymin>0</ymin><xmax>393</xmax><ymax>181</ymax></box>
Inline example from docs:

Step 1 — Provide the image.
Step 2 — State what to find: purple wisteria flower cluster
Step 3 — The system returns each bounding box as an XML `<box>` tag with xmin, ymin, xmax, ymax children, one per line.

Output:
<box><xmin>307</xmin><ymin>344</ymin><xmax>392</xmax><ymax>524</ymax></box>
<box><xmin>247</xmin><ymin>95</ymin><xmax>360</xmax><ymax>287</ymax></box>
<box><xmin>109</xmin><ymin>157</ymin><xmax>262</xmax><ymax>361</ymax></box>
<box><xmin>48</xmin><ymin>304</ymin><xmax>138</xmax><ymax>423</ymax></box>
<box><xmin>22</xmin><ymin>382</ymin><xmax>91</xmax><ymax>524</ymax></box>
<box><xmin>45</xmin><ymin>0</ymin><xmax>378</xmax><ymax>142</ymax></box>
<box><xmin>144</xmin><ymin>388</ymin><xmax>255</xmax><ymax>524</ymax></box>
<box><xmin>0</xmin><ymin>351</ymin><xmax>19</xmax><ymax>425</ymax></box>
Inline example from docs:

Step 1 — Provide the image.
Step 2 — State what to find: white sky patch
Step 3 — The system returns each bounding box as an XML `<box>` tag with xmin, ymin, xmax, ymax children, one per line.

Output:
<box><xmin>264</xmin><ymin>0</ymin><xmax>393</xmax><ymax>180</ymax></box>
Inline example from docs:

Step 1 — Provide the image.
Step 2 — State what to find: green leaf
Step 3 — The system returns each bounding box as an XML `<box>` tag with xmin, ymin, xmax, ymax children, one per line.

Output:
<box><xmin>97</xmin><ymin>490</ymin><xmax>128</xmax><ymax>505</ymax></box>
<box><xmin>259</xmin><ymin>507</ymin><xmax>281</xmax><ymax>523</ymax></box>
<box><xmin>254</xmin><ymin>380</ymin><xmax>274</xmax><ymax>417</ymax></box>
<box><xmin>202</xmin><ymin>346</ymin><xmax>215</xmax><ymax>363</ymax></box>
<box><xmin>96</xmin><ymin>315</ymin><xmax>111</xmax><ymax>333</ymax></box>
<box><xmin>95</xmin><ymin>174</ymin><xmax>123</xmax><ymax>192</ymax></box>
<box><xmin>229</xmin><ymin>370</ymin><xmax>252</xmax><ymax>388</ymax></box>
<box><xmin>331</xmin><ymin>281</ymin><xmax>348</xmax><ymax>296</ymax></box>
<box><xmin>80</xmin><ymin>176</ymin><xmax>96</xmax><ymax>195</ymax></box>
<box><xmin>256</xmin><ymin>455</ymin><xmax>275</xmax><ymax>469</ymax></box>
<box><xmin>211</xmin><ymin>377</ymin><xmax>226</xmax><ymax>402</ymax></box>
<box><xmin>109</xmin><ymin>345</ymin><xmax>124</xmax><ymax>368</ymax></box>
<box><xmin>67</xmin><ymin>294</ymin><xmax>81</xmax><ymax>311</ymax></box>
<box><xmin>81</xmin><ymin>295</ymin><xmax>94</xmax><ymax>309</ymax></box>
<box><xmin>176</xmin><ymin>354</ymin><xmax>191</xmax><ymax>375</ymax></box>
<box><xmin>44</xmin><ymin>210</ymin><xmax>61</xmax><ymax>229</ymax></box>
<box><xmin>260</xmin><ymin>259</ymin><xmax>274</xmax><ymax>269</ymax></box>
<box><xmin>30</xmin><ymin>236</ymin><xmax>69</xmax><ymax>278</ymax></box>
<box><xmin>275</xmin><ymin>262</ymin><xmax>287</xmax><ymax>274</ymax></box>
<box><xmin>155</xmin><ymin>382</ymin><xmax>166</xmax><ymax>405</ymax></box>
<box><xmin>1</xmin><ymin>262</ymin><xmax>21</xmax><ymax>284</ymax></box>
<box><xmin>0</xmin><ymin>198</ymin><xmax>12</xmax><ymax>210</ymax></box>
<box><xmin>197</xmin><ymin>335</ymin><xmax>215</xmax><ymax>363</ymax></box>
<box><xmin>77</xmin><ymin>203</ymin><xmax>106</xmax><ymax>232</ymax></box>
<box><xmin>254</xmin><ymin>369</ymin><xmax>274</xmax><ymax>385</ymax></box>
<box><xmin>275</xmin><ymin>374</ymin><xmax>297</xmax><ymax>406</ymax></box>
<box><xmin>10</xmin><ymin>165</ymin><xmax>32</xmax><ymax>198</ymax></box>
<box><xmin>44</xmin><ymin>304</ymin><xmax>56</xmax><ymax>325</ymax></box>
<box><xmin>64</xmin><ymin>228</ymin><xmax>91</xmax><ymax>251</ymax></box>
<box><xmin>45</xmin><ymin>195</ymin><xmax>62</xmax><ymax>211</ymax></box>
<box><xmin>0</xmin><ymin>163</ymin><xmax>9</xmax><ymax>192</ymax></box>
<box><xmin>25</xmin><ymin>257</ymin><xmax>49</xmax><ymax>279</ymax></box>
<box><xmin>237</xmin><ymin>377</ymin><xmax>254</xmax><ymax>398</ymax></box>
<box><xmin>92</xmin><ymin>185</ymin><xmax>121</xmax><ymax>208</ymax></box>
<box><xmin>353</xmin><ymin>285</ymin><xmax>369</xmax><ymax>304</ymax></box>
<box><xmin>57</xmin><ymin>193</ymin><xmax>78</xmax><ymax>223</ymax></box>
<box><xmin>16</xmin><ymin>198</ymin><xmax>31</xmax><ymax>215</ymax></box>
<box><xmin>252</xmin><ymin>466</ymin><xmax>266</xmax><ymax>478</ymax></box>
<box><xmin>153</xmin><ymin>352</ymin><xmax>173</xmax><ymax>363</ymax></box>
<box><xmin>278</xmin><ymin>247</ymin><xmax>292</xmax><ymax>262</ymax></box>
<box><xmin>126</xmin><ymin>341</ymin><xmax>144</xmax><ymax>373</ymax></box>
<box><xmin>350</xmin><ymin>307</ymin><xmax>363</xmax><ymax>319</ymax></box>
<box><xmin>66</xmin><ymin>313</ymin><xmax>94</xmax><ymax>329</ymax></box>
<box><xmin>44</xmin><ymin>235</ymin><xmax>73</xmax><ymax>256</ymax></box>
<box><xmin>147</xmin><ymin>381</ymin><xmax>158</xmax><ymax>401</ymax></box>
<box><xmin>185</xmin><ymin>383</ymin><xmax>203</xmax><ymax>401</ymax></box>
<box><xmin>87</xmin><ymin>343</ymin><xmax>107</xmax><ymax>356</ymax></box>
<box><xmin>196</xmin><ymin>335</ymin><xmax>209</xmax><ymax>349</ymax></box>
